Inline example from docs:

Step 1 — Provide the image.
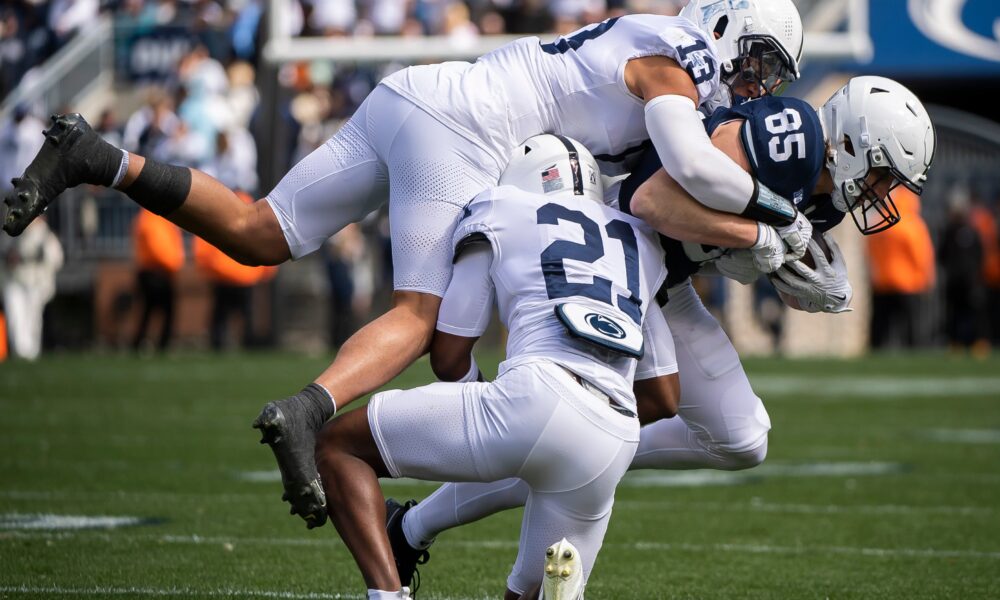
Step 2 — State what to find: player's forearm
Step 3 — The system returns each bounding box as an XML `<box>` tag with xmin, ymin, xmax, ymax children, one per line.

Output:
<box><xmin>644</xmin><ymin>95</ymin><xmax>755</xmax><ymax>214</ymax></box>
<box><xmin>430</xmin><ymin>243</ymin><xmax>493</xmax><ymax>380</ymax></box>
<box><xmin>631</xmin><ymin>168</ymin><xmax>759</xmax><ymax>248</ymax></box>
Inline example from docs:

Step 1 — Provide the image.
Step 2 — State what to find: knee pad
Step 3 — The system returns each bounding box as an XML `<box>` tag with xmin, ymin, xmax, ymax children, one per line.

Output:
<box><xmin>718</xmin><ymin>435</ymin><xmax>768</xmax><ymax>471</ymax></box>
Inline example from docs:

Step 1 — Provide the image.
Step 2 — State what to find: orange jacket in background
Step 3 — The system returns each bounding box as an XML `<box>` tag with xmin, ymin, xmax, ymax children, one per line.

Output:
<box><xmin>133</xmin><ymin>209</ymin><xmax>185</xmax><ymax>274</ymax></box>
<box><xmin>194</xmin><ymin>237</ymin><xmax>276</xmax><ymax>286</ymax></box>
<box><xmin>193</xmin><ymin>192</ymin><xmax>277</xmax><ymax>286</ymax></box>
<box><xmin>969</xmin><ymin>204</ymin><xmax>1000</xmax><ymax>287</ymax></box>
<box><xmin>866</xmin><ymin>188</ymin><xmax>936</xmax><ymax>294</ymax></box>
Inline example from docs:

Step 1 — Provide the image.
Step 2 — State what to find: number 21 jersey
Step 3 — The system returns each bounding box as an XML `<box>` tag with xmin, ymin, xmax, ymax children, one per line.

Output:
<box><xmin>452</xmin><ymin>185</ymin><xmax>668</xmax><ymax>410</ymax></box>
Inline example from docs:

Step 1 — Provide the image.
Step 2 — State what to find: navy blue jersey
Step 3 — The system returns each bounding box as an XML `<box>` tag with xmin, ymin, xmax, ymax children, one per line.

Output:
<box><xmin>618</xmin><ymin>96</ymin><xmax>828</xmax><ymax>291</ymax></box>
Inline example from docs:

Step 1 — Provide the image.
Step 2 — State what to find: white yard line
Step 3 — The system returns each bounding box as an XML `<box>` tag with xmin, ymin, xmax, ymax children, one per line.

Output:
<box><xmin>750</xmin><ymin>375</ymin><xmax>1000</xmax><ymax>399</ymax></box>
<box><xmin>922</xmin><ymin>429</ymin><xmax>1000</xmax><ymax>444</ymax></box>
<box><xmin>613</xmin><ymin>500</ymin><xmax>993</xmax><ymax>517</ymax></box>
<box><xmin>0</xmin><ymin>585</ymin><xmax>497</xmax><ymax>600</ymax></box>
<box><xmin>0</xmin><ymin>586</ymin><xmax>359</xmax><ymax>599</ymax></box>
<box><xmin>4</xmin><ymin>531</ymin><xmax>999</xmax><ymax>561</ymax></box>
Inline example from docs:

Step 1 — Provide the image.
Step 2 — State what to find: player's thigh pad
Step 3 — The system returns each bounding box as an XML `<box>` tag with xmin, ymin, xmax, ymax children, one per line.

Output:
<box><xmin>504</xmin><ymin>367</ymin><xmax>637</xmax><ymax>593</ymax></box>
<box><xmin>265</xmin><ymin>88</ymin><xmax>401</xmax><ymax>259</ymax></box>
<box><xmin>381</xmin><ymin>100</ymin><xmax>499</xmax><ymax>296</ymax></box>
<box><xmin>369</xmin><ymin>361</ymin><xmax>637</xmax><ymax>488</ymax></box>
<box><xmin>664</xmin><ymin>280</ymin><xmax>771</xmax><ymax>453</ymax></box>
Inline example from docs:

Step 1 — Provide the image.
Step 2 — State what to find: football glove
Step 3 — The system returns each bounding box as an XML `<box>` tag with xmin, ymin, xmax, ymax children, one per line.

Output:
<box><xmin>776</xmin><ymin>212</ymin><xmax>813</xmax><ymax>262</ymax></box>
<box><xmin>747</xmin><ymin>222</ymin><xmax>785</xmax><ymax>273</ymax></box>
<box><xmin>715</xmin><ymin>249</ymin><xmax>761</xmax><ymax>284</ymax></box>
<box><xmin>771</xmin><ymin>232</ymin><xmax>853</xmax><ymax>313</ymax></box>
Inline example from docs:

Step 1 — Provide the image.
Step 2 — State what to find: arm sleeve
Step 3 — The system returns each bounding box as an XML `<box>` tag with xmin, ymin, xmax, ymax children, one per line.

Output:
<box><xmin>436</xmin><ymin>242</ymin><xmax>495</xmax><ymax>338</ymax></box>
<box><xmin>645</xmin><ymin>94</ymin><xmax>755</xmax><ymax>215</ymax></box>
<box><xmin>635</xmin><ymin>304</ymin><xmax>679</xmax><ymax>380</ymax></box>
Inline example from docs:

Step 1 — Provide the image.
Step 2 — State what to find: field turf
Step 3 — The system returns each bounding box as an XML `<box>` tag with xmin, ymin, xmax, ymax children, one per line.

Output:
<box><xmin>1</xmin><ymin>352</ymin><xmax>999</xmax><ymax>599</ymax></box>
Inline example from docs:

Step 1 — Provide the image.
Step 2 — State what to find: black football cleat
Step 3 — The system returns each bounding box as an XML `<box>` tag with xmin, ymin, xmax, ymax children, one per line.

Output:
<box><xmin>386</xmin><ymin>498</ymin><xmax>431</xmax><ymax>594</ymax></box>
<box><xmin>3</xmin><ymin>113</ymin><xmax>120</xmax><ymax>236</ymax></box>
<box><xmin>253</xmin><ymin>400</ymin><xmax>328</xmax><ymax>529</ymax></box>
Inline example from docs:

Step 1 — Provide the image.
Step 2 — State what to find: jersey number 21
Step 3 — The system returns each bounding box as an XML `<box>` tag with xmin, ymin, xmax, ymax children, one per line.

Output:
<box><xmin>537</xmin><ymin>203</ymin><xmax>642</xmax><ymax>325</ymax></box>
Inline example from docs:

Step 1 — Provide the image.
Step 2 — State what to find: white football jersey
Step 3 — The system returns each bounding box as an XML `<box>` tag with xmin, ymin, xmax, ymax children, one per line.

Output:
<box><xmin>452</xmin><ymin>185</ymin><xmax>669</xmax><ymax>411</ymax></box>
<box><xmin>382</xmin><ymin>15</ymin><xmax>719</xmax><ymax>175</ymax></box>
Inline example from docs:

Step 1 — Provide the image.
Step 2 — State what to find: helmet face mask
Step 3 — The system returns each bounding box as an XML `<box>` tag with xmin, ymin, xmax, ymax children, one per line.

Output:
<box><xmin>681</xmin><ymin>0</ymin><xmax>803</xmax><ymax>110</ymax></box>
<box><xmin>837</xmin><ymin>164</ymin><xmax>906</xmax><ymax>235</ymax></box>
<box><xmin>736</xmin><ymin>38</ymin><xmax>795</xmax><ymax>97</ymax></box>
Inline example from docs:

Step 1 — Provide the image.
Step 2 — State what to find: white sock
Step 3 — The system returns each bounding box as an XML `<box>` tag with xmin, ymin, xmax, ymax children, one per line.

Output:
<box><xmin>367</xmin><ymin>587</ymin><xmax>410</xmax><ymax>599</ymax></box>
<box><xmin>403</xmin><ymin>479</ymin><xmax>530</xmax><ymax>549</ymax></box>
<box><xmin>111</xmin><ymin>149</ymin><xmax>129</xmax><ymax>188</ymax></box>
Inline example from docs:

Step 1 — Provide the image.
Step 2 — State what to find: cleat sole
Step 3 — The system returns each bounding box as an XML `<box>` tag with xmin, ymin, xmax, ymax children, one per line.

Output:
<box><xmin>252</xmin><ymin>402</ymin><xmax>327</xmax><ymax>529</ymax></box>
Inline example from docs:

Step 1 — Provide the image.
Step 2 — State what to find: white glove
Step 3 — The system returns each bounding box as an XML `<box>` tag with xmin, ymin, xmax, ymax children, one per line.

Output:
<box><xmin>715</xmin><ymin>249</ymin><xmax>761</xmax><ymax>284</ymax></box>
<box><xmin>776</xmin><ymin>212</ymin><xmax>813</xmax><ymax>262</ymax></box>
<box><xmin>748</xmin><ymin>222</ymin><xmax>784</xmax><ymax>273</ymax></box>
<box><xmin>771</xmin><ymin>232</ymin><xmax>853</xmax><ymax>313</ymax></box>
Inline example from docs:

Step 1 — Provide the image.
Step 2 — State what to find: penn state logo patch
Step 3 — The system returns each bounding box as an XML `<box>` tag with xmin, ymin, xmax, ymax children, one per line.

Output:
<box><xmin>586</xmin><ymin>313</ymin><xmax>627</xmax><ymax>339</ymax></box>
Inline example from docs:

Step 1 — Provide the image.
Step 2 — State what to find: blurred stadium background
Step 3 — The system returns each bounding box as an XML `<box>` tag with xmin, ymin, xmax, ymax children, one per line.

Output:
<box><xmin>1</xmin><ymin>2</ymin><xmax>999</xmax><ymax>598</ymax></box>
<box><xmin>0</xmin><ymin>0</ymin><xmax>997</xmax><ymax>358</ymax></box>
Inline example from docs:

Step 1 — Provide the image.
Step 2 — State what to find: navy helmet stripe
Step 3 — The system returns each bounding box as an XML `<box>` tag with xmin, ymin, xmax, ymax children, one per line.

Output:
<box><xmin>552</xmin><ymin>134</ymin><xmax>584</xmax><ymax>196</ymax></box>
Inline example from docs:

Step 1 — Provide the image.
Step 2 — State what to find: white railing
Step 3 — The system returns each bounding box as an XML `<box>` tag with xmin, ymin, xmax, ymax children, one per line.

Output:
<box><xmin>263</xmin><ymin>0</ymin><xmax>872</xmax><ymax>65</ymax></box>
<box><xmin>0</xmin><ymin>16</ymin><xmax>114</xmax><ymax>121</ymax></box>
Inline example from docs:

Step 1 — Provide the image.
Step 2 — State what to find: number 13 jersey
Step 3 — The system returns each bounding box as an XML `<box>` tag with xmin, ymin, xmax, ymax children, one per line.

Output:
<box><xmin>452</xmin><ymin>185</ymin><xmax>670</xmax><ymax>412</ymax></box>
<box><xmin>382</xmin><ymin>15</ymin><xmax>720</xmax><ymax>176</ymax></box>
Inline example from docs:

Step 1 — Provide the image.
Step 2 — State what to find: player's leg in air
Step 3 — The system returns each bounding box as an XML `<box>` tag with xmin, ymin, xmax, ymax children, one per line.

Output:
<box><xmin>2</xmin><ymin>85</ymin><xmax>498</xmax><ymax>527</ymax></box>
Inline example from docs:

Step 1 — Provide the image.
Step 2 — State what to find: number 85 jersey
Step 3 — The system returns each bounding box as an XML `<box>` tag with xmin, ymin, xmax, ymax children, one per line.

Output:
<box><xmin>452</xmin><ymin>185</ymin><xmax>670</xmax><ymax>409</ymax></box>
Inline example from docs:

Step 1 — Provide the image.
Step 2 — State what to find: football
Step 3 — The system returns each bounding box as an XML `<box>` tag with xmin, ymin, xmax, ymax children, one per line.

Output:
<box><xmin>800</xmin><ymin>229</ymin><xmax>833</xmax><ymax>269</ymax></box>
<box><xmin>772</xmin><ymin>230</ymin><xmax>833</xmax><ymax>310</ymax></box>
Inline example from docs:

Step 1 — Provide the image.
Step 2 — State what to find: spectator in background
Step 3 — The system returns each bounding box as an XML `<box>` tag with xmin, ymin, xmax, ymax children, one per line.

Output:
<box><xmin>0</xmin><ymin>10</ymin><xmax>27</xmax><ymax>98</ymax></box>
<box><xmin>122</xmin><ymin>87</ymin><xmax>180</xmax><ymax>158</ymax></box>
<box><xmin>0</xmin><ymin>216</ymin><xmax>63</xmax><ymax>360</ymax></box>
<box><xmin>323</xmin><ymin>223</ymin><xmax>373</xmax><ymax>349</ymax></box>
<box><xmin>364</xmin><ymin>0</ymin><xmax>409</xmax><ymax>35</ymax></box>
<box><xmin>938</xmin><ymin>185</ymin><xmax>988</xmax><ymax>355</ymax></box>
<box><xmin>968</xmin><ymin>190</ymin><xmax>1000</xmax><ymax>344</ymax></box>
<box><xmin>131</xmin><ymin>208</ymin><xmax>184</xmax><ymax>352</ymax></box>
<box><xmin>753</xmin><ymin>276</ymin><xmax>784</xmax><ymax>354</ymax></box>
<box><xmin>550</xmin><ymin>0</ymin><xmax>606</xmax><ymax>32</ymax></box>
<box><xmin>94</xmin><ymin>107</ymin><xmax>123</xmax><ymax>149</ymax></box>
<box><xmin>0</xmin><ymin>104</ymin><xmax>45</xmax><ymax>193</ymax></box>
<box><xmin>304</xmin><ymin>0</ymin><xmax>357</xmax><ymax>36</ymax></box>
<box><xmin>194</xmin><ymin>192</ymin><xmax>276</xmax><ymax>350</ymax></box>
<box><xmin>48</xmin><ymin>0</ymin><xmax>99</xmax><ymax>50</ymax></box>
<box><xmin>867</xmin><ymin>188</ymin><xmax>936</xmax><ymax>349</ymax></box>
<box><xmin>497</xmin><ymin>0</ymin><xmax>554</xmax><ymax>34</ymax></box>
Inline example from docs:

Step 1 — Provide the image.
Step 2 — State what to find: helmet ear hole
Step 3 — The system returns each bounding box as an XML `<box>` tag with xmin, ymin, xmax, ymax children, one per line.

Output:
<box><xmin>842</xmin><ymin>135</ymin><xmax>855</xmax><ymax>157</ymax></box>
<box><xmin>713</xmin><ymin>15</ymin><xmax>729</xmax><ymax>38</ymax></box>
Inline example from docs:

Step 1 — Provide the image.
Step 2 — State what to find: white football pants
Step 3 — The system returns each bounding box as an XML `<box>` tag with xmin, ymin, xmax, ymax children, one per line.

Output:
<box><xmin>369</xmin><ymin>358</ymin><xmax>638</xmax><ymax>594</ymax></box>
<box><xmin>403</xmin><ymin>279</ymin><xmax>770</xmax><ymax>545</ymax></box>
<box><xmin>265</xmin><ymin>85</ymin><xmax>498</xmax><ymax>296</ymax></box>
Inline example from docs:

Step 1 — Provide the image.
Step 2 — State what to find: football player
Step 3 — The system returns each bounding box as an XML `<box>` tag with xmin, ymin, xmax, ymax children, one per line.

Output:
<box><xmin>2</xmin><ymin>1</ymin><xmax>805</xmax><ymax>523</ymax></box>
<box><xmin>386</xmin><ymin>76</ymin><xmax>936</xmax><ymax>588</ymax></box>
<box><xmin>312</xmin><ymin>135</ymin><xmax>679</xmax><ymax>600</ymax></box>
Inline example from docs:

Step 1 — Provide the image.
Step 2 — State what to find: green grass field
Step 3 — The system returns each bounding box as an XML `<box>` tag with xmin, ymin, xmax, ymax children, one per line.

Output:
<box><xmin>2</xmin><ymin>352</ymin><xmax>999</xmax><ymax>599</ymax></box>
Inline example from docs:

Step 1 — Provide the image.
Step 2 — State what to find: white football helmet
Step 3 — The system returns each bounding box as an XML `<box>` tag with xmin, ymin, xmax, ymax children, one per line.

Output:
<box><xmin>680</xmin><ymin>0</ymin><xmax>803</xmax><ymax>108</ymax></box>
<box><xmin>819</xmin><ymin>76</ymin><xmax>936</xmax><ymax>235</ymax></box>
<box><xmin>499</xmin><ymin>134</ymin><xmax>604</xmax><ymax>205</ymax></box>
